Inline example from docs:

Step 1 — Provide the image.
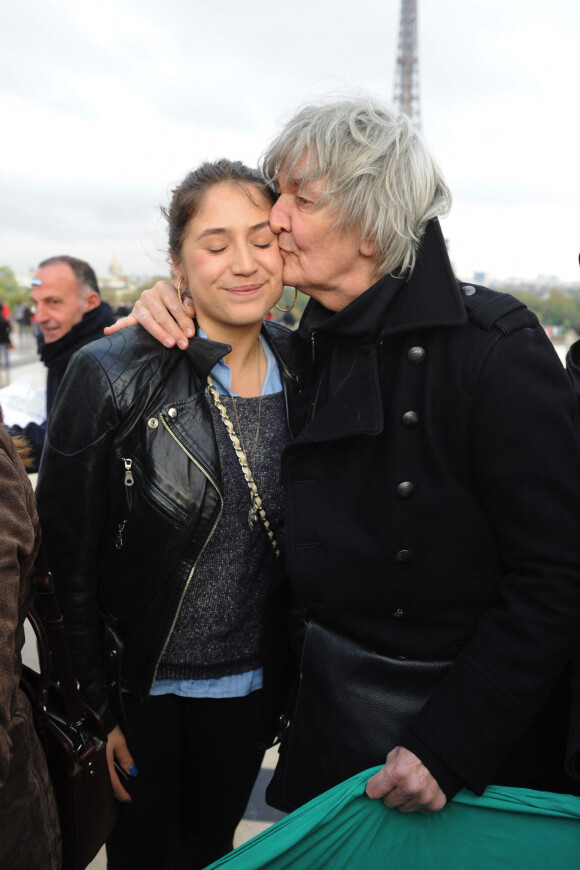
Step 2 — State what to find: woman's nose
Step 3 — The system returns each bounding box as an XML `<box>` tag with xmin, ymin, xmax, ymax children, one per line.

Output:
<box><xmin>231</xmin><ymin>243</ymin><xmax>258</xmax><ymax>274</ymax></box>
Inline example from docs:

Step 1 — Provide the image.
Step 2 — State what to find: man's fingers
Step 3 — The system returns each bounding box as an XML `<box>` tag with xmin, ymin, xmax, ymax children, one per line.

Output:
<box><xmin>366</xmin><ymin>746</ymin><xmax>447</xmax><ymax>814</ymax></box>
<box><xmin>365</xmin><ymin>765</ymin><xmax>393</xmax><ymax>799</ymax></box>
<box><xmin>133</xmin><ymin>283</ymin><xmax>195</xmax><ymax>349</ymax></box>
<box><xmin>383</xmin><ymin>787</ymin><xmax>447</xmax><ymax>814</ymax></box>
<box><xmin>104</xmin><ymin>314</ymin><xmax>138</xmax><ymax>335</ymax></box>
<box><xmin>103</xmin><ymin>281</ymin><xmax>195</xmax><ymax>348</ymax></box>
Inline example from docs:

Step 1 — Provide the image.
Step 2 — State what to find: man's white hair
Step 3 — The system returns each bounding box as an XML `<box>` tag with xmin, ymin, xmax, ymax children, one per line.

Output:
<box><xmin>261</xmin><ymin>97</ymin><xmax>452</xmax><ymax>278</ymax></box>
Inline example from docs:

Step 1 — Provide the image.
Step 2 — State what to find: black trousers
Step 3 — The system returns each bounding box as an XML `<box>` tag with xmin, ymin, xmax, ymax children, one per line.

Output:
<box><xmin>106</xmin><ymin>690</ymin><xmax>265</xmax><ymax>870</ymax></box>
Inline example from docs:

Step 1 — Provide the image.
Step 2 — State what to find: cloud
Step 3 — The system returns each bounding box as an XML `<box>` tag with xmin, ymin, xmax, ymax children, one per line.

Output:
<box><xmin>2</xmin><ymin>0</ymin><xmax>579</xmax><ymax>281</ymax></box>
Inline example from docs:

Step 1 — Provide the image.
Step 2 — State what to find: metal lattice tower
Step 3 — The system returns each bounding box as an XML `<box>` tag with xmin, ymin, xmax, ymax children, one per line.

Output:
<box><xmin>393</xmin><ymin>0</ymin><xmax>421</xmax><ymax>129</ymax></box>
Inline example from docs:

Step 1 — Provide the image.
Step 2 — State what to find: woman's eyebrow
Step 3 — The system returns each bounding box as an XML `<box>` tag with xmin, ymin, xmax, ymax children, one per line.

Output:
<box><xmin>196</xmin><ymin>227</ymin><xmax>228</xmax><ymax>240</ymax></box>
<box><xmin>197</xmin><ymin>221</ymin><xmax>271</xmax><ymax>241</ymax></box>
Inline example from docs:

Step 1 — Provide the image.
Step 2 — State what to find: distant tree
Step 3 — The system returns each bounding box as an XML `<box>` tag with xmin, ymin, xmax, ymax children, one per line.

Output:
<box><xmin>130</xmin><ymin>275</ymin><xmax>172</xmax><ymax>304</ymax></box>
<box><xmin>542</xmin><ymin>289</ymin><xmax>574</xmax><ymax>327</ymax></box>
<box><xmin>0</xmin><ymin>266</ymin><xmax>34</xmax><ymax>314</ymax></box>
<box><xmin>268</xmin><ymin>286</ymin><xmax>309</xmax><ymax>324</ymax></box>
<box><xmin>0</xmin><ymin>266</ymin><xmax>19</xmax><ymax>299</ymax></box>
<box><xmin>507</xmin><ymin>289</ymin><xmax>543</xmax><ymax>319</ymax></box>
<box><xmin>508</xmin><ymin>287</ymin><xmax>580</xmax><ymax>331</ymax></box>
<box><xmin>136</xmin><ymin>275</ymin><xmax>172</xmax><ymax>293</ymax></box>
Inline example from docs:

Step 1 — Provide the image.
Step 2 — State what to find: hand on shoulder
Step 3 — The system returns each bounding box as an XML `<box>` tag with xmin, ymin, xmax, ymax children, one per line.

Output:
<box><xmin>104</xmin><ymin>281</ymin><xmax>196</xmax><ymax>350</ymax></box>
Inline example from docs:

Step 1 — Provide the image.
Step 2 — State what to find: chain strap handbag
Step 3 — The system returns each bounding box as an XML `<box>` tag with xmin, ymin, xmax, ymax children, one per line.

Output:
<box><xmin>20</xmin><ymin>547</ymin><xmax>118</xmax><ymax>870</ymax></box>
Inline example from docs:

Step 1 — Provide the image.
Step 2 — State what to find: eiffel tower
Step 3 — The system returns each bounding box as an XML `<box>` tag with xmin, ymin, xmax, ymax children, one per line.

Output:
<box><xmin>393</xmin><ymin>0</ymin><xmax>421</xmax><ymax>129</ymax></box>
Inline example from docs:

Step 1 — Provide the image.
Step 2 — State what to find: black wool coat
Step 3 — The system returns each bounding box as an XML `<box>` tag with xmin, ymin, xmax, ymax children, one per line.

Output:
<box><xmin>282</xmin><ymin>219</ymin><xmax>580</xmax><ymax>798</ymax></box>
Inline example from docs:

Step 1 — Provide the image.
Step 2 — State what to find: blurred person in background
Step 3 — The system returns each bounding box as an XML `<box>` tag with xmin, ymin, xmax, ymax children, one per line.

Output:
<box><xmin>0</xmin><ymin>310</ymin><xmax>10</xmax><ymax>385</ymax></box>
<box><xmin>0</xmin><ymin>407</ymin><xmax>60</xmax><ymax>869</ymax></box>
<box><xmin>10</xmin><ymin>255</ymin><xmax>115</xmax><ymax>470</ymax></box>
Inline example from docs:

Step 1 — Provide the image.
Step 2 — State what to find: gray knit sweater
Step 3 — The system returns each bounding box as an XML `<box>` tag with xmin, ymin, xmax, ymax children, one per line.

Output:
<box><xmin>157</xmin><ymin>392</ymin><xmax>289</xmax><ymax>680</ymax></box>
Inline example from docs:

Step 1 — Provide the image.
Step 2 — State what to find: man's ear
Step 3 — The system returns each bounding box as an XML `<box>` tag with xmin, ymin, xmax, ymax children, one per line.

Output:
<box><xmin>360</xmin><ymin>237</ymin><xmax>374</xmax><ymax>258</ymax></box>
<box><xmin>85</xmin><ymin>291</ymin><xmax>101</xmax><ymax>311</ymax></box>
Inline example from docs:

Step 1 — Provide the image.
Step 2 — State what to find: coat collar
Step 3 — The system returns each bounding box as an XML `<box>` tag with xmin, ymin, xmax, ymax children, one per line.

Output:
<box><xmin>290</xmin><ymin>220</ymin><xmax>467</xmax><ymax>443</ymax></box>
<box><xmin>298</xmin><ymin>219</ymin><xmax>467</xmax><ymax>346</ymax></box>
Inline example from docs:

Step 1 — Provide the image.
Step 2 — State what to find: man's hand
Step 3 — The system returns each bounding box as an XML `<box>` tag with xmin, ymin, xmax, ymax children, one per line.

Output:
<box><xmin>365</xmin><ymin>746</ymin><xmax>447</xmax><ymax>814</ymax></box>
<box><xmin>104</xmin><ymin>280</ymin><xmax>195</xmax><ymax>349</ymax></box>
<box><xmin>106</xmin><ymin>724</ymin><xmax>138</xmax><ymax>802</ymax></box>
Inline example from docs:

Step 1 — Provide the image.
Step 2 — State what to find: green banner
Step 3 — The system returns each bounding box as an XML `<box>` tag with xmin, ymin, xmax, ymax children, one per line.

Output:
<box><xmin>206</xmin><ymin>766</ymin><xmax>580</xmax><ymax>869</ymax></box>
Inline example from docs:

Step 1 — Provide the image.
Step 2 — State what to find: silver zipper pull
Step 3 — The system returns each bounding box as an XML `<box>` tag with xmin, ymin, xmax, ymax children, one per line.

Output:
<box><xmin>123</xmin><ymin>457</ymin><xmax>134</xmax><ymax>487</ymax></box>
<box><xmin>311</xmin><ymin>329</ymin><xmax>316</xmax><ymax>362</ymax></box>
<box><xmin>115</xmin><ymin>520</ymin><xmax>127</xmax><ymax>549</ymax></box>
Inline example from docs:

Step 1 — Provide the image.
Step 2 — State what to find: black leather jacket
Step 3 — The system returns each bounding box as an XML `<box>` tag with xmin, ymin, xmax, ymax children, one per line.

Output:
<box><xmin>36</xmin><ymin>321</ymin><xmax>300</xmax><ymax>730</ymax></box>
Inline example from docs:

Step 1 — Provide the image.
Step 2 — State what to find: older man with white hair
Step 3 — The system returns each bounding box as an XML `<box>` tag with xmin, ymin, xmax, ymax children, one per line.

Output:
<box><xmin>108</xmin><ymin>97</ymin><xmax>580</xmax><ymax>814</ymax></box>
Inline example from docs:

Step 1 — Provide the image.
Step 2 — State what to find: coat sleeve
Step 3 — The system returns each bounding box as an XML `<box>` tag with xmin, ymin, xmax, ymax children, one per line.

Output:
<box><xmin>0</xmin><ymin>432</ymin><xmax>39</xmax><ymax>786</ymax></box>
<box><xmin>8</xmin><ymin>421</ymin><xmax>46</xmax><ymax>473</ymax></box>
<box><xmin>36</xmin><ymin>349</ymin><xmax>120</xmax><ymax>730</ymax></box>
<box><xmin>405</xmin><ymin>325</ymin><xmax>580</xmax><ymax>794</ymax></box>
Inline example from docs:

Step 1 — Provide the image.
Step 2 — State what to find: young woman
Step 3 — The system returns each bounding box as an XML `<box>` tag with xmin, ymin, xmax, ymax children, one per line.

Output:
<box><xmin>36</xmin><ymin>160</ymin><xmax>300</xmax><ymax>870</ymax></box>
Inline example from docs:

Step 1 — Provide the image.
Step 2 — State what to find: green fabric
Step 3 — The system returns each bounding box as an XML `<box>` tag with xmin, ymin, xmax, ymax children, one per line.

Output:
<box><xmin>206</xmin><ymin>766</ymin><xmax>580</xmax><ymax>869</ymax></box>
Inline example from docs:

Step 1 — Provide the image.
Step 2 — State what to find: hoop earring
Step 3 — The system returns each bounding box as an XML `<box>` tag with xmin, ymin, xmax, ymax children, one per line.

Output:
<box><xmin>176</xmin><ymin>277</ymin><xmax>191</xmax><ymax>318</ymax></box>
<box><xmin>275</xmin><ymin>288</ymin><xmax>298</xmax><ymax>313</ymax></box>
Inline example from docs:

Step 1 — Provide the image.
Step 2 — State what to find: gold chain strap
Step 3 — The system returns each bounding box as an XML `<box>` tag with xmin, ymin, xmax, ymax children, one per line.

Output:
<box><xmin>206</xmin><ymin>375</ymin><xmax>280</xmax><ymax>558</ymax></box>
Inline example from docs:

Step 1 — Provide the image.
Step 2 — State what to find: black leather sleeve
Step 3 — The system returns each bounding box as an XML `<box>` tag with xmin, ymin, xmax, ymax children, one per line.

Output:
<box><xmin>36</xmin><ymin>348</ymin><xmax>121</xmax><ymax>728</ymax></box>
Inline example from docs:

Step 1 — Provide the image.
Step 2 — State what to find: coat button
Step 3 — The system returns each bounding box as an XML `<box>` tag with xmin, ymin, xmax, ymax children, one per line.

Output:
<box><xmin>396</xmin><ymin>481</ymin><xmax>415</xmax><ymax>499</ymax></box>
<box><xmin>407</xmin><ymin>346</ymin><xmax>426</xmax><ymax>364</ymax></box>
<box><xmin>395</xmin><ymin>549</ymin><xmax>413</xmax><ymax>563</ymax></box>
<box><xmin>463</xmin><ymin>284</ymin><xmax>476</xmax><ymax>296</ymax></box>
<box><xmin>401</xmin><ymin>411</ymin><xmax>419</xmax><ymax>428</ymax></box>
<box><xmin>168</xmin><ymin>407</ymin><xmax>178</xmax><ymax>419</ymax></box>
<box><xmin>392</xmin><ymin>608</ymin><xmax>405</xmax><ymax>619</ymax></box>
<box><xmin>148</xmin><ymin>417</ymin><xmax>159</xmax><ymax>428</ymax></box>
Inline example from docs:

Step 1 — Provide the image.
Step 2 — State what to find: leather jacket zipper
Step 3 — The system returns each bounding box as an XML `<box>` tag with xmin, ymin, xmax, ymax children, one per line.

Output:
<box><xmin>115</xmin><ymin>458</ymin><xmax>135</xmax><ymax>549</ymax></box>
<box><xmin>115</xmin><ymin>520</ymin><xmax>127</xmax><ymax>550</ymax></box>
<box><xmin>147</xmin><ymin>416</ymin><xmax>223</xmax><ymax>694</ymax></box>
<box><xmin>123</xmin><ymin>457</ymin><xmax>134</xmax><ymax>488</ymax></box>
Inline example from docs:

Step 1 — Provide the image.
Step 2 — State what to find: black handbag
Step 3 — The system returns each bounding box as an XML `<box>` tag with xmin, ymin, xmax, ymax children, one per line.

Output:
<box><xmin>20</xmin><ymin>549</ymin><xmax>118</xmax><ymax>870</ymax></box>
<box><xmin>266</xmin><ymin>618</ymin><xmax>453</xmax><ymax>812</ymax></box>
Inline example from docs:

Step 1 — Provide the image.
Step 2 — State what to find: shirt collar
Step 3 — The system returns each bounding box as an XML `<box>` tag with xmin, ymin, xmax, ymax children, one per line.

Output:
<box><xmin>198</xmin><ymin>328</ymin><xmax>281</xmax><ymax>396</ymax></box>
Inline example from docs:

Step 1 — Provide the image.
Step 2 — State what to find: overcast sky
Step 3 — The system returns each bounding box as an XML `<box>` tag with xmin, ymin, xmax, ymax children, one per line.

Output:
<box><xmin>2</xmin><ymin>0</ymin><xmax>579</xmax><ymax>284</ymax></box>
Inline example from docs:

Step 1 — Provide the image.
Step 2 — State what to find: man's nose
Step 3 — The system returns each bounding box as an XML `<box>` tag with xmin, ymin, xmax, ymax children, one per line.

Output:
<box><xmin>269</xmin><ymin>196</ymin><xmax>290</xmax><ymax>234</ymax></box>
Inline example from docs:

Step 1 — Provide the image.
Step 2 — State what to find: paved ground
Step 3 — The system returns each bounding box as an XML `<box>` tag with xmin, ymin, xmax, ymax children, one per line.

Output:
<box><xmin>5</xmin><ymin>334</ymin><xmax>284</xmax><ymax>867</ymax></box>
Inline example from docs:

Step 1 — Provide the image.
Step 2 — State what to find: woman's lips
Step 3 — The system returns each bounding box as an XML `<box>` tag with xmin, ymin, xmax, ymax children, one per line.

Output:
<box><xmin>226</xmin><ymin>284</ymin><xmax>262</xmax><ymax>296</ymax></box>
